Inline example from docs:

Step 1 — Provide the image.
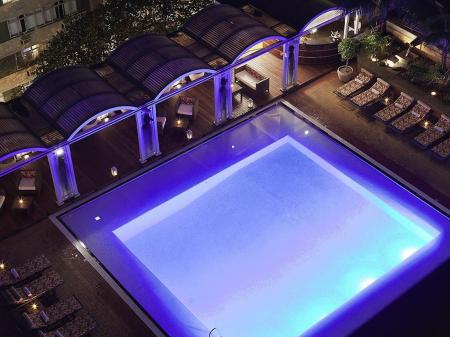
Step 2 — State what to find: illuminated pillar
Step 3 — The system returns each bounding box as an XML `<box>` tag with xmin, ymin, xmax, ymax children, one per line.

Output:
<box><xmin>136</xmin><ymin>105</ymin><xmax>160</xmax><ymax>163</ymax></box>
<box><xmin>354</xmin><ymin>10</ymin><xmax>361</xmax><ymax>35</ymax></box>
<box><xmin>214</xmin><ymin>69</ymin><xmax>233</xmax><ymax>124</ymax></box>
<box><xmin>47</xmin><ymin>145</ymin><xmax>79</xmax><ymax>205</ymax></box>
<box><xmin>343</xmin><ymin>13</ymin><xmax>350</xmax><ymax>38</ymax></box>
<box><xmin>281</xmin><ymin>37</ymin><xmax>300</xmax><ymax>91</ymax></box>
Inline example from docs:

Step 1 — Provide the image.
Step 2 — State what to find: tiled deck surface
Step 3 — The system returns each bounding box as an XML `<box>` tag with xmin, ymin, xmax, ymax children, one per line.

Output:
<box><xmin>286</xmin><ymin>70</ymin><xmax>450</xmax><ymax>211</ymax></box>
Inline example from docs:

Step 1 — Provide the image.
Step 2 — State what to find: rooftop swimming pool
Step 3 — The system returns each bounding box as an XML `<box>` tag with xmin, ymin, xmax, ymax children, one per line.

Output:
<box><xmin>59</xmin><ymin>103</ymin><xmax>449</xmax><ymax>337</ymax></box>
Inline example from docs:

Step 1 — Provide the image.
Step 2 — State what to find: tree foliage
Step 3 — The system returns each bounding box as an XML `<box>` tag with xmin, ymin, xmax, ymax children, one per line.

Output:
<box><xmin>36</xmin><ymin>0</ymin><xmax>213</xmax><ymax>75</ymax></box>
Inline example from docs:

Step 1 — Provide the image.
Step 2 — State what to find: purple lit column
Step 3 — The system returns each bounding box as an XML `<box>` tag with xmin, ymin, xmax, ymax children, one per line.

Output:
<box><xmin>353</xmin><ymin>10</ymin><xmax>361</xmax><ymax>35</ymax></box>
<box><xmin>281</xmin><ymin>37</ymin><xmax>300</xmax><ymax>91</ymax></box>
<box><xmin>136</xmin><ymin>105</ymin><xmax>160</xmax><ymax>163</ymax></box>
<box><xmin>214</xmin><ymin>70</ymin><xmax>233</xmax><ymax>124</ymax></box>
<box><xmin>343</xmin><ymin>13</ymin><xmax>350</xmax><ymax>38</ymax></box>
<box><xmin>47</xmin><ymin>145</ymin><xmax>79</xmax><ymax>205</ymax></box>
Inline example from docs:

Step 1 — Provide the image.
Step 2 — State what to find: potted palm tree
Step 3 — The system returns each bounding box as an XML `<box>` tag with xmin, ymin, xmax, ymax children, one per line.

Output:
<box><xmin>337</xmin><ymin>37</ymin><xmax>361</xmax><ymax>82</ymax></box>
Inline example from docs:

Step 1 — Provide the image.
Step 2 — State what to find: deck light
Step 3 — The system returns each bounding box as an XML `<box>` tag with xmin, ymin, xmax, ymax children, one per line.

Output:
<box><xmin>424</xmin><ymin>121</ymin><xmax>430</xmax><ymax>128</ymax></box>
<box><xmin>0</xmin><ymin>263</ymin><xmax>5</xmax><ymax>270</ymax></box>
<box><xmin>430</xmin><ymin>91</ymin><xmax>437</xmax><ymax>96</ymax></box>
<box><xmin>31</xmin><ymin>303</ymin><xmax>38</xmax><ymax>310</ymax></box>
<box><xmin>186</xmin><ymin>129</ymin><xmax>193</xmax><ymax>140</ymax></box>
<box><xmin>231</xmin><ymin>145</ymin><xmax>235</xmax><ymax>149</ymax></box>
<box><xmin>19</xmin><ymin>198</ymin><xmax>24</xmax><ymax>204</ymax></box>
<box><xmin>384</xmin><ymin>97</ymin><xmax>390</xmax><ymax>104</ymax></box>
<box><xmin>94</xmin><ymin>216</ymin><xmax>101</xmax><ymax>221</ymax></box>
<box><xmin>176</xmin><ymin>119</ymin><xmax>182</xmax><ymax>125</ymax></box>
<box><xmin>111</xmin><ymin>166</ymin><xmax>118</xmax><ymax>177</ymax></box>
<box><xmin>304</xmin><ymin>130</ymin><xmax>309</xmax><ymax>135</ymax></box>
<box><xmin>104</xmin><ymin>117</ymin><xmax>110</xmax><ymax>123</ymax></box>
<box><xmin>23</xmin><ymin>154</ymin><xmax>30</xmax><ymax>160</ymax></box>
<box><xmin>54</xmin><ymin>148</ymin><xmax>64</xmax><ymax>157</ymax></box>
<box><xmin>311</xmin><ymin>28</ymin><xmax>318</xmax><ymax>34</ymax></box>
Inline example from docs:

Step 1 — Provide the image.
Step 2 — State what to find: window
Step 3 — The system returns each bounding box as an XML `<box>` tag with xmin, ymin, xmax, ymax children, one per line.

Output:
<box><xmin>64</xmin><ymin>0</ymin><xmax>77</xmax><ymax>15</ymax></box>
<box><xmin>18</xmin><ymin>15</ymin><xmax>26</xmax><ymax>33</ymax></box>
<box><xmin>21</xmin><ymin>44</ymin><xmax>40</xmax><ymax>65</ymax></box>
<box><xmin>54</xmin><ymin>1</ymin><xmax>65</xmax><ymax>19</ymax></box>
<box><xmin>7</xmin><ymin>18</ymin><xmax>20</xmax><ymax>37</ymax></box>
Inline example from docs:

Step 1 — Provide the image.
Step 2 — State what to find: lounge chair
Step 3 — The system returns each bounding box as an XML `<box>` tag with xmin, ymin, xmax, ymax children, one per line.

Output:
<box><xmin>413</xmin><ymin>114</ymin><xmax>450</xmax><ymax>148</ymax></box>
<box><xmin>37</xmin><ymin>312</ymin><xmax>97</xmax><ymax>337</ymax></box>
<box><xmin>175</xmin><ymin>96</ymin><xmax>199</xmax><ymax>121</ymax></box>
<box><xmin>0</xmin><ymin>255</ymin><xmax>51</xmax><ymax>288</ymax></box>
<box><xmin>17</xmin><ymin>170</ymin><xmax>42</xmax><ymax>196</ymax></box>
<box><xmin>335</xmin><ymin>68</ymin><xmax>374</xmax><ymax>98</ymax></box>
<box><xmin>22</xmin><ymin>295</ymin><xmax>82</xmax><ymax>330</ymax></box>
<box><xmin>431</xmin><ymin>137</ymin><xmax>450</xmax><ymax>160</ymax></box>
<box><xmin>390</xmin><ymin>101</ymin><xmax>431</xmax><ymax>133</ymax></box>
<box><xmin>350</xmin><ymin>78</ymin><xmax>390</xmax><ymax>107</ymax></box>
<box><xmin>373</xmin><ymin>92</ymin><xmax>414</xmax><ymax>122</ymax></box>
<box><xmin>2</xmin><ymin>270</ymin><xmax>63</xmax><ymax>306</ymax></box>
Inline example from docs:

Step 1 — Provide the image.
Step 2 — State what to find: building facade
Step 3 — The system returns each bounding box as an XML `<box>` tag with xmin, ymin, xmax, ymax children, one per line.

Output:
<box><xmin>0</xmin><ymin>0</ymin><xmax>102</xmax><ymax>102</ymax></box>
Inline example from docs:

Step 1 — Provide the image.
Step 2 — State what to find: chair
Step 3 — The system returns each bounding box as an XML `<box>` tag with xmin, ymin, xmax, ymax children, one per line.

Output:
<box><xmin>175</xmin><ymin>96</ymin><xmax>199</xmax><ymax>121</ymax></box>
<box><xmin>390</xmin><ymin>101</ymin><xmax>431</xmax><ymax>133</ymax></box>
<box><xmin>17</xmin><ymin>170</ymin><xmax>42</xmax><ymax>196</ymax></box>
<box><xmin>2</xmin><ymin>270</ymin><xmax>63</xmax><ymax>306</ymax></box>
<box><xmin>350</xmin><ymin>78</ymin><xmax>390</xmax><ymax>107</ymax></box>
<box><xmin>37</xmin><ymin>312</ymin><xmax>97</xmax><ymax>337</ymax></box>
<box><xmin>413</xmin><ymin>114</ymin><xmax>450</xmax><ymax>148</ymax></box>
<box><xmin>373</xmin><ymin>92</ymin><xmax>414</xmax><ymax>122</ymax></box>
<box><xmin>431</xmin><ymin>137</ymin><xmax>450</xmax><ymax>160</ymax></box>
<box><xmin>0</xmin><ymin>255</ymin><xmax>51</xmax><ymax>288</ymax></box>
<box><xmin>335</xmin><ymin>68</ymin><xmax>373</xmax><ymax>98</ymax></box>
<box><xmin>22</xmin><ymin>295</ymin><xmax>82</xmax><ymax>330</ymax></box>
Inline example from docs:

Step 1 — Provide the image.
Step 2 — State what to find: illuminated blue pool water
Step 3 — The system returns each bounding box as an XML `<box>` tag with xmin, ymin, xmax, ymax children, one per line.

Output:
<box><xmin>60</xmin><ymin>104</ymin><xmax>449</xmax><ymax>337</ymax></box>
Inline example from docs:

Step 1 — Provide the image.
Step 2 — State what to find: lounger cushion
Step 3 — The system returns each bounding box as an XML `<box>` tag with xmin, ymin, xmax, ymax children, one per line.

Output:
<box><xmin>18</xmin><ymin>177</ymin><xmax>36</xmax><ymax>191</ymax></box>
<box><xmin>178</xmin><ymin>103</ymin><xmax>194</xmax><ymax>116</ymax></box>
<box><xmin>22</xmin><ymin>312</ymin><xmax>34</xmax><ymax>327</ymax></box>
<box><xmin>55</xmin><ymin>330</ymin><xmax>64</xmax><ymax>337</ymax></box>
<box><xmin>40</xmin><ymin>310</ymin><xmax>50</xmax><ymax>323</ymax></box>
<box><xmin>23</xmin><ymin>286</ymin><xmax>32</xmax><ymax>297</ymax></box>
<box><xmin>10</xmin><ymin>268</ymin><xmax>20</xmax><ymax>279</ymax></box>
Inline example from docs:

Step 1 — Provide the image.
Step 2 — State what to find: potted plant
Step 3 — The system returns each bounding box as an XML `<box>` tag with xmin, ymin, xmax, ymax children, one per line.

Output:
<box><xmin>337</xmin><ymin>37</ymin><xmax>361</xmax><ymax>82</ymax></box>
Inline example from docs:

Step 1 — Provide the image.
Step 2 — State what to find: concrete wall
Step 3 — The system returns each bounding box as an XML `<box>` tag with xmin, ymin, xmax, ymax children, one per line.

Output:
<box><xmin>387</xmin><ymin>20</ymin><xmax>450</xmax><ymax>68</ymax></box>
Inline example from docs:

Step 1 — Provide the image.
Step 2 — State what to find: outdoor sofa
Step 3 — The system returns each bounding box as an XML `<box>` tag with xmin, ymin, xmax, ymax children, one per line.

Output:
<box><xmin>413</xmin><ymin>114</ymin><xmax>450</xmax><ymax>148</ymax></box>
<box><xmin>176</xmin><ymin>96</ymin><xmax>199</xmax><ymax>121</ymax></box>
<box><xmin>235</xmin><ymin>64</ymin><xmax>269</xmax><ymax>96</ymax></box>
<box><xmin>17</xmin><ymin>170</ymin><xmax>42</xmax><ymax>196</ymax></box>
<box><xmin>335</xmin><ymin>68</ymin><xmax>373</xmax><ymax>98</ymax></box>
<box><xmin>373</xmin><ymin>92</ymin><xmax>414</xmax><ymax>122</ymax></box>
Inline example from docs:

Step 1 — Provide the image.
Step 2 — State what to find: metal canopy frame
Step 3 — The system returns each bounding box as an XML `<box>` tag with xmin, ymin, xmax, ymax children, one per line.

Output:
<box><xmin>182</xmin><ymin>4</ymin><xmax>286</xmax><ymax>63</ymax></box>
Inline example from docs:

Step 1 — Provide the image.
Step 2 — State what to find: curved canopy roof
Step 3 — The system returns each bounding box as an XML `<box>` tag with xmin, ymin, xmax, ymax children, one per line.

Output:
<box><xmin>0</xmin><ymin>103</ymin><xmax>45</xmax><ymax>161</ymax></box>
<box><xmin>104</xmin><ymin>34</ymin><xmax>214</xmax><ymax>102</ymax></box>
<box><xmin>20</xmin><ymin>66</ymin><xmax>134</xmax><ymax>138</ymax></box>
<box><xmin>182</xmin><ymin>4</ymin><xmax>285</xmax><ymax>63</ymax></box>
<box><xmin>220</xmin><ymin>0</ymin><xmax>344</xmax><ymax>33</ymax></box>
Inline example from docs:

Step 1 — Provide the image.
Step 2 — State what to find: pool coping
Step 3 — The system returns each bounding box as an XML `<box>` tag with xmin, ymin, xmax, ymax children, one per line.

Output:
<box><xmin>50</xmin><ymin>99</ymin><xmax>450</xmax><ymax>337</ymax></box>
